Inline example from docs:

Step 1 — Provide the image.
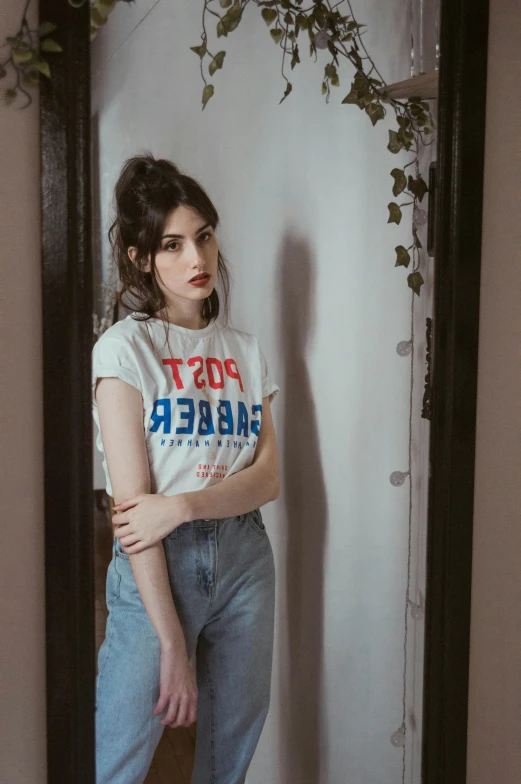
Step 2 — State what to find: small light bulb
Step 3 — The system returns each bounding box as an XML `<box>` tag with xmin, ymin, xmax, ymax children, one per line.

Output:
<box><xmin>314</xmin><ymin>28</ymin><xmax>331</xmax><ymax>49</ymax></box>
<box><xmin>396</xmin><ymin>340</ymin><xmax>413</xmax><ymax>356</ymax></box>
<box><xmin>391</xmin><ymin>726</ymin><xmax>406</xmax><ymax>747</ymax></box>
<box><xmin>407</xmin><ymin>598</ymin><xmax>424</xmax><ymax>620</ymax></box>
<box><xmin>413</xmin><ymin>206</ymin><xmax>428</xmax><ymax>226</ymax></box>
<box><xmin>390</xmin><ymin>471</ymin><xmax>409</xmax><ymax>486</ymax></box>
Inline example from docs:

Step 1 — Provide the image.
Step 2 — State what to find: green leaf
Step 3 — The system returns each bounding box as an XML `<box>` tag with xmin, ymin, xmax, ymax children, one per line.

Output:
<box><xmin>202</xmin><ymin>83</ymin><xmax>214</xmax><ymax>110</ymax></box>
<box><xmin>190</xmin><ymin>42</ymin><xmax>207</xmax><ymax>58</ymax></box>
<box><xmin>395</xmin><ymin>245</ymin><xmax>411</xmax><ymax>268</ymax></box>
<box><xmin>407</xmin><ymin>174</ymin><xmax>428</xmax><ymax>202</ymax></box>
<box><xmin>330</xmin><ymin>74</ymin><xmax>339</xmax><ymax>87</ymax></box>
<box><xmin>324</xmin><ymin>64</ymin><xmax>336</xmax><ymax>78</ymax></box>
<box><xmin>341</xmin><ymin>86</ymin><xmax>358</xmax><ymax>104</ymax></box>
<box><xmin>387</xmin><ymin>202</ymin><xmax>402</xmax><ymax>225</ymax></box>
<box><xmin>261</xmin><ymin>9</ymin><xmax>277</xmax><ymax>26</ymax></box>
<box><xmin>34</xmin><ymin>59</ymin><xmax>51</xmax><ymax>78</ymax></box>
<box><xmin>365</xmin><ymin>101</ymin><xmax>384</xmax><ymax>125</ymax></box>
<box><xmin>12</xmin><ymin>47</ymin><xmax>33</xmax><ymax>64</ymax></box>
<box><xmin>221</xmin><ymin>0</ymin><xmax>243</xmax><ymax>34</ymax></box>
<box><xmin>39</xmin><ymin>22</ymin><xmax>57</xmax><ymax>38</ymax></box>
<box><xmin>407</xmin><ymin>271</ymin><xmax>424</xmax><ymax>296</ymax></box>
<box><xmin>279</xmin><ymin>81</ymin><xmax>292</xmax><ymax>104</ymax></box>
<box><xmin>208</xmin><ymin>51</ymin><xmax>226</xmax><ymax>76</ymax></box>
<box><xmin>220</xmin><ymin>0</ymin><xmax>232</xmax><ymax>6</ymax></box>
<box><xmin>391</xmin><ymin>168</ymin><xmax>407</xmax><ymax>197</ymax></box>
<box><xmin>290</xmin><ymin>44</ymin><xmax>300</xmax><ymax>69</ymax></box>
<box><xmin>387</xmin><ymin>130</ymin><xmax>403</xmax><ymax>154</ymax></box>
<box><xmin>5</xmin><ymin>88</ymin><xmax>17</xmax><ymax>106</ymax></box>
<box><xmin>270</xmin><ymin>28</ymin><xmax>283</xmax><ymax>45</ymax></box>
<box><xmin>23</xmin><ymin>70</ymin><xmax>40</xmax><ymax>87</ymax></box>
<box><xmin>91</xmin><ymin>7</ymin><xmax>109</xmax><ymax>27</ymax></box>
<box><xmin>321</xmin><ymin>81</ymin><xmax>327</xmax><ymax>95</ymax></box>
<box><xmin>41</xmin><ymin>38</ymin><xmax>63</xmax><ymax>53</ymax></box>
<box><xmin>216</xmin><ymin>20</ymin><xmax>227</xmax><ymax>38</ymax></box>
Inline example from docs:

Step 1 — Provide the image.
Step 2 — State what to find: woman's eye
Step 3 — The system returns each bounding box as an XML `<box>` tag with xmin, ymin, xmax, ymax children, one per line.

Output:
<box><xmin>165</xmin><ymin>232</ymin><xmax>211</xmax><ymax>252</ymax></box>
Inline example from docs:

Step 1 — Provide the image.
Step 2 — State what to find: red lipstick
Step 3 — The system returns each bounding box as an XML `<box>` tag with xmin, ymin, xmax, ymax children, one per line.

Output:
<box><xmin>189</xmin><ymin>273</ymin><xmax>210</xmax><ymax>287</ymax></box>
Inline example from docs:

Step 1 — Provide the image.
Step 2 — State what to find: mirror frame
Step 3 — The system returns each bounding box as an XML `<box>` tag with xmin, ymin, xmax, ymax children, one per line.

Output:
<box><xmin>40</xmin><ymin>0</ymin><xmax>490</xmax><ymax>781</ymax></box>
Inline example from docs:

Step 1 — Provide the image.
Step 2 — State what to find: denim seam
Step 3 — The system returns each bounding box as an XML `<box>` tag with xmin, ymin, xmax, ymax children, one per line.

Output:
<box><xmin>202</xmin><ymin>526</ymin><xmax>218</xmax><ymax>625</ymax></box>
<box><xmin>203</xmin><ymin>654</ymin><xmax>216</xmax><ymax>783</ymax></box>
<box><xmin>246</xmin><ymin>509</ymin><xmax>267</xmax><ymax>537</ymax></box>
<box><xmin>95</xmin><ymin>635</ymin><xmax>113</xmax><ymax>709</ymax></box>
<box><xmin>107</xmin><ymin>564</ymin><xmax>122</xmax><ymax>606</ymax></box>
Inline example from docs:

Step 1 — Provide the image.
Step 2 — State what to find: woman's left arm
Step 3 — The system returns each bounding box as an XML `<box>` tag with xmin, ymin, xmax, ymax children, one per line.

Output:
<box><xmin>113</xmin><ymin>396</ymin><xmax>279</xmax><ymax>553</ymax></box>
<box><xmin>185</xmin><ymin>394</ymin><xmax>279</xmax><ymax>520</ymax></box>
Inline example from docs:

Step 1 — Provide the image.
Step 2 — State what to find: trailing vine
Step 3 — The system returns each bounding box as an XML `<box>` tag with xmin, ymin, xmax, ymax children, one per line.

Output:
<box><xmin>0</xmin><ymin>0</ymin><xmax>123</xmax><ymax>109</ymax></box>
<box><xmin>2</xmin><ymin>0</ymin><xmax>436</xmax><ymax>295</ymax></box>
<box><xmin>191</xmin><ymin>0</ymin><xmax>436</xmax><ymax>296</ymax></box>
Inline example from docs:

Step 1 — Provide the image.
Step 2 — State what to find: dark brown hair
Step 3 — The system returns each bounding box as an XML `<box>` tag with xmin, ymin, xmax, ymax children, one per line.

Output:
<box><xmin>108</xmin><ymin>151</ymin><xmax>231</xmax><ymax>332</ymax></box>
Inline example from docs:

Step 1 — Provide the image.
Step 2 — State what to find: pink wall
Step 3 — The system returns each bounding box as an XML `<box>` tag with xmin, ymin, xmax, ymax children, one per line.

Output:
<box><xmin>466</xmin><ymin>0</ymin><xmax>521</xmax><ymax>780</ymax></box>
<box><xmin>0</xmin><ymin>2</ymin><xmax>47</xmax><ymax>781</ymax></box>
<box><xmin>0</xmin><ymin>0</ymin><xmax>518</xmax><ymax>781</ymax></box>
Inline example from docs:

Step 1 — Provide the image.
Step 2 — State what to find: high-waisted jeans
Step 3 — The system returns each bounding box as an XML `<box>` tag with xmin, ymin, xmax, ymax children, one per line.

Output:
<box><xmin>95</xmin><ymin>509</ymin><xmax>276</xmax><ymax>784</ymax></box>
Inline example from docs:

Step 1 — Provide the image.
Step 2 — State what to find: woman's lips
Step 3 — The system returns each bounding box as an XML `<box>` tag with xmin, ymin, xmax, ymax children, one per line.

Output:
<box><xmin>189</xmin><ymin>274</ymin><xmax>210</xmax><ymax>287</ymax></box>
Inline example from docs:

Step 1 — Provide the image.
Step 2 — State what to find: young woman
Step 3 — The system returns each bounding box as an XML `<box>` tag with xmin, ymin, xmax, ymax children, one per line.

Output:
<box><xmin>92</xmin><ymin>153</ymin><xmax>280</xmax><ymax>784</ymax></box>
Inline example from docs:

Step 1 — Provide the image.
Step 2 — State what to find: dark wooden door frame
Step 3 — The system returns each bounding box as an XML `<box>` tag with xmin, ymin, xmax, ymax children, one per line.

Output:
<box><xmin>421</xmin><ymin>1</ymin><xmax>490</xmax><ymax>781</ymax></box>
<box><xmin>39</xmin><ymin>0</ymin><xmax>489</xmax><ymax>781</ymax></box>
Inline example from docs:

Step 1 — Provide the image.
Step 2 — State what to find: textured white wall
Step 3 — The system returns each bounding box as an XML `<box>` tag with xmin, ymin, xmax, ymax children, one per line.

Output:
<box><xmin>91</xmin><ymin>3</ymin><xmax>432</xmax><ymax>782</ymax></box>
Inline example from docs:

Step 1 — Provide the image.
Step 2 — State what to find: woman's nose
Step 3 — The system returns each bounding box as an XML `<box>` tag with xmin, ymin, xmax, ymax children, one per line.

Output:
<box><xmin>188</xmin><ymin>243</ymin><xmax>205</xmax><ymax>265</ymax></box>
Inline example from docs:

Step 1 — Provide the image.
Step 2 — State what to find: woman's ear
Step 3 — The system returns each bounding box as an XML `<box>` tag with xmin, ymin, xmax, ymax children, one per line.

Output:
<box><xmin>128</xmin><ymin>246</ymin><xmax>151</xmax><ymax>274</ymax></box>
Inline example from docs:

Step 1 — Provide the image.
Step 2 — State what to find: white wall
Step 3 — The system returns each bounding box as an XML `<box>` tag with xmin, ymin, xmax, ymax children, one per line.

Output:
<box><xmin>92</xmin><ymin>3</ymin><xmax>431</xmax><ymax>781</ymax></box>
<box><xmin>2</xmin><ymin>1</ymin><xmax>517</xmax><ymax>783</ymax></box>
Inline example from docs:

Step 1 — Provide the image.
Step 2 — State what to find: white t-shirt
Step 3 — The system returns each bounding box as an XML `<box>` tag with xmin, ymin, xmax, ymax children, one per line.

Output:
<box><xmin>91</xmin><ymin>313</ymin><xmax>279</xmax><ymax>499</ymax></box>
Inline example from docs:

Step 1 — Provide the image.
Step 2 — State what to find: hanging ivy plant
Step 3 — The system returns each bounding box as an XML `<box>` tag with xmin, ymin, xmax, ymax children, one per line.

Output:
<box><xmin>191</xmin><ymin>0</ymin><xmax>436</xmax><ymax>296</ymax></box>
<box><xmin>0</xmin><ymin>0</ymin><xmax>124</xmax><ymax>109</ymax></box>
<box><xmin>2</xmin><ymin>0</ymin><xmax>436</xmax><ymax>296</ymax></box>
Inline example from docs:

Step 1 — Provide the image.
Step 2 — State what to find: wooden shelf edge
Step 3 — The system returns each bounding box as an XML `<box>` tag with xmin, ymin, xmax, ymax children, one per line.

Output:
<box><xmin>385</xmin><ymin>70</ymin><xmax>439</xmax><ymax>100</ymax></box>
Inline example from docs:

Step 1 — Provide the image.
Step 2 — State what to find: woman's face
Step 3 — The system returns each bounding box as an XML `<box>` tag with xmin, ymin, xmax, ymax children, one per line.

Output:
<box><xmin>141</xmin><ymin>205</ymin><xmax>219</xmax><ymax>305</ymax></box>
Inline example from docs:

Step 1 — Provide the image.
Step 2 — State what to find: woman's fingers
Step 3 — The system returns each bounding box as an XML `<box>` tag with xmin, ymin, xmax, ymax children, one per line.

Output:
<box><xmin>183</xmin><ymin>702</ymin><xmax>197</xmax><ymax>728</ymax></box>
<box><xmin>153</xmin><ymin>691</ymin><xmax>169</xmax><ymax>717</ymax></box>
<box><xmin>160</xmin><ymin>695</ymin><xmax>197</xmax><ymax>728</ymax></box>
<box><xmin>172</xmin><ymin>696</ymin><xmax>190</xmax><ymax>727</ymax></box>
<box><xmin>119</xmin><ymin>533</ymin><xmax>140</xmax><ymax>547</ymax></box>
<box><xmin>160</xmin><ymin>696</ymin><xmax>180</xmax><ymax>726</ymax></box>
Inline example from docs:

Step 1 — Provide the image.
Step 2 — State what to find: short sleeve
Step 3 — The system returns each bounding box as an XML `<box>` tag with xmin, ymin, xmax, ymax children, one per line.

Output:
<box><xmin>92</xmin><ymin>333</ymin><xmax>142</xmax><ymax>407</ymax></box>
<box><xmin>258</xmin><ymin>343</ymin><xmax>280</xmax><ymax>403</ymax></box>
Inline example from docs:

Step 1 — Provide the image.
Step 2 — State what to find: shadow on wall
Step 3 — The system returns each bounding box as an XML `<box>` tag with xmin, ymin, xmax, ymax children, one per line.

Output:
<box><xmin>277</xmin><ymin>231</ymin><xmax>328</xmax><ymax>784</ymax></box>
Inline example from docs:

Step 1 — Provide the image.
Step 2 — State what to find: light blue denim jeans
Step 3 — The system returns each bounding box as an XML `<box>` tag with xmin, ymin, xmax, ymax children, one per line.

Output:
<box><xmin>95</xmin><ymin>509</ymin><xmax>275</xmax><ymax>784</ymax></box>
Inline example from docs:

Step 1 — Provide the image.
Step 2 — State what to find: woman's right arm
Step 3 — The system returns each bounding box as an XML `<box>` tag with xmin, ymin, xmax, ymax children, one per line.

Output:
<box><xmin>95</xmin><ymin>375</ymin><xmax>197</xmax><ymax>728</ymax></box>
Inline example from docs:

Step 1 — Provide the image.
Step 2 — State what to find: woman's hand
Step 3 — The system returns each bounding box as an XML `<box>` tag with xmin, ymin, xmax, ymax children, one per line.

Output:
<box><xmin>112</xmin><ymin>493</ymin><xmax>188</xmax><ymax>554</ymax></box>
<box><xmin>154</xmin><ymin>646</ymin><xmax>198</xmax><ymax>728</ymax></box>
